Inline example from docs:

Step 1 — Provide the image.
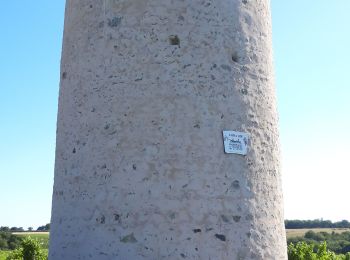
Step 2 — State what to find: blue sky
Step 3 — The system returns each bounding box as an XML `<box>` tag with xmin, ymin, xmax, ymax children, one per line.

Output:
<box><xmin>0</xmin><ymin>2</ymin><xmax>64</xmax><ymax>228</ymax></box>
<box><xmin>272</xmin><ymin>1</ymin><xmax>350</xmax><ymax>221</ymax></box>
<box><xmin>0</xmin><ymin>1</ymin><xmax>349</xmax><ymax>229</ymax></box>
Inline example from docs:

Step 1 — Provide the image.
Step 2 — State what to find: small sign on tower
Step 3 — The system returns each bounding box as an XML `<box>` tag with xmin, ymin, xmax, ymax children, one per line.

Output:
<box><xmin>223</xmin><ymin>130</ymin><xmax>249</xmax><ymax>155</ymax></box>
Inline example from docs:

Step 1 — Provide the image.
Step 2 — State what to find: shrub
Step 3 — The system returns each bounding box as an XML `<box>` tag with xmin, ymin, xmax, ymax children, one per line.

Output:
<box><xmin>0</xmin><ymin>232</ymin><xmax>22</xmax><ymax>250</ymax></box>
<box><xmin>6</xmin><ymin>237</ymin><xmax>47</xmax><ymax>260</ymax></box>
<box><xmin>288</xmin><ymin>241</ymin><xmax>350</xmax><ymax>260</ymax></box>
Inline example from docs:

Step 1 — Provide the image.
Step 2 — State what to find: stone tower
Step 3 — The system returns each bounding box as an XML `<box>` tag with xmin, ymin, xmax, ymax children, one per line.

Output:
<box><xmin>50</xmin><ymin>0</ymin><xmax>286</xmax><ymax>259</ymax></box>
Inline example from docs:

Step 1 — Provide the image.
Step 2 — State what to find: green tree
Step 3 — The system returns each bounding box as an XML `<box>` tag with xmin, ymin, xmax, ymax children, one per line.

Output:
<box><xmin>36</xmin><ymin>224</ymin><xmax>50</xmax><ymax>232</ymax></box>
<box><xmin>0</xmin><ymin>227</ymin><xmax>10</xmax><ymax>232</ymax></box>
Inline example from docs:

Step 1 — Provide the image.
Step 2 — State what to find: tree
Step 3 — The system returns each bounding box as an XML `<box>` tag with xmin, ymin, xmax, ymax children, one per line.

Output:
<box><xmin>285</xmin><ymin>219</ymin><xmax>350</xmax><ymax>229</ymax></box>
<box><xmin>36</xmin><ymin>224</ymin><xmax>50</xmax><ymax>232</ymax></box>
<box><xmin>0</xmin><ymin>227</ymin><xmax>10</xmax><ymax>232</ymax></box>
<box><xmin>10</xmin><ymin>227</ymin><xmax>24</xmax><ymax>232</ymax></box>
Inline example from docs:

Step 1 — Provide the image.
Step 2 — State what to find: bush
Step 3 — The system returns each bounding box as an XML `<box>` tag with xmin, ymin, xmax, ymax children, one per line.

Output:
<box><xmin>0</xmin><ymin>232</ymin><xmax>22</xmax><ymax>250</ymax></box>
<box><xmin>288</xmin><ymin>241</ymin><xmax>350</xmax><ymax>260</ymax></box>
<box><xmin>288</xmin><ymin>231</ymin><xmax>350</xmax><ymax>254</ymax></box>
<box><xmin>6</xmin><ymin>237</ymin><xmax>47</xmax><ymax>260</ymax></box>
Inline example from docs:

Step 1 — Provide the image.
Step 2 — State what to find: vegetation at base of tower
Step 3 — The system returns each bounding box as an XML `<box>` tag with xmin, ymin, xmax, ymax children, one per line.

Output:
<box><xmin>288</xmin><ymin>242</ymin><xmax>350</xmax><ymax>260</ymax></box>
<box><xmin>0</xmin><ymin>231</ymin><xmax>49</xmax><ymax>260</ymax></box>
<box><xmin>288</xmin><ymin>231</ymin><xmax>350</xmax><ymax>255</ymax></box>
<box><xmin>5</xmin><ymin>237</ymin><xmax>47</xmax><ymax>260</ymax></box>
<box><xmin>2</xmin><ymin>221</ymin><xmax>350</xmax><ymax>259</ymax></box>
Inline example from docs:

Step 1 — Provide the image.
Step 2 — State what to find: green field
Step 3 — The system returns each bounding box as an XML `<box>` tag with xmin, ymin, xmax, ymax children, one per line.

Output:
<box><xmin>286</xmin><ymin>228</ymin><xmax>350</xmax><ymax>239</ymax></box>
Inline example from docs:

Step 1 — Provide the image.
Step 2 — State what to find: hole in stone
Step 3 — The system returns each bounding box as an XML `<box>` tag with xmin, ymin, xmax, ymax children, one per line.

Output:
<box><xmin>233</xmin><ymin>216</ymin><xmax>241</xmax><ymax>223</ymax></box>
<box><xmin>215</xmin><ymin>234</ymin><xmax>226</xmax><ymax>242</ymax></box>
<box><xmin>72</xmin><ymin>148</ymin><xmax>76</xmax><ymax>154</ymax></box>
<box><xmin>242</xmin><ymin>0</ymin><xmax>248</xmax><ymax>4</ymax></box>
<box><xmin>232</xmin><ymin>53</ymin><xmax>239</xmax><ymax>63</ymax></box>
<box><xmin>221</xmin><ymin>215</ymin><xmax>230</xmax><ymax>223</ymax></box>
<box><xmin>232</xmin><ymin>180</ymin><xmax>240</xmax><ymax>189</ymax></box>
<box><xmin>245</xmin><ymin>214</ymin><xmax>254</xmax><ymax>221</ymax></box>
<box><xmin>193</xmin><ymin>229</ymin><xmax>202</xmax><ymax>233</ymax></box>
<box><xmin>169</xmin><ymin>35</ymin><xmax>180</xmax><ymax>45</ymax></box>
<box><xmin>108</xmin><ymin>17</ymin><xmax>122</xmax><ymax>28</ymax></box>
<box><xmin>241</xmin><ymin>88</ymin><xmax>248</xmax><ymax>95</ymax></box>
<box><xmin>121</xmin><ymin>233</ymin><xmax>137</xmax><ymax>243</ymax></box>
<box><xmin>62</xmin><ymin>72</ymin><xmax>67</xmax><ymax>79</ymax></box>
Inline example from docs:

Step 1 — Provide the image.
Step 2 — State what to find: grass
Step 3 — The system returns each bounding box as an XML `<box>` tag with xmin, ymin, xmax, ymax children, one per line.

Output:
<box><xmin>286</xmin><ymin>228</ymin><xmax>350</xmax><ymax>238</ymax></box>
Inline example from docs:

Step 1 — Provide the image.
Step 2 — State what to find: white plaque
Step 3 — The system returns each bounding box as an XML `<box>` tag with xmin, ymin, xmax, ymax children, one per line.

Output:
<box><xmin>223</xmin><ymin>131</ymin><xmax>249</xmax><ymax>155</ymax></box>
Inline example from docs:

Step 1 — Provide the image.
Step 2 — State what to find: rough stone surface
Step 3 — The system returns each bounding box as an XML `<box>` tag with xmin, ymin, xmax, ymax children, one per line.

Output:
<box><xmin>50</xmin><ymin>0</ymin><xmax>287</xmax><ymax>259</ymax></box>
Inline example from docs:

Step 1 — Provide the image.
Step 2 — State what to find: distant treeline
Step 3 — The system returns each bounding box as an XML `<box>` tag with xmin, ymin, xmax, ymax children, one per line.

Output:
<box><xmin>0</xmin><ymin>223</ymin><xmax>50</xmax><ymax>232</ymax></box>
<box><xmin>286</xmin><ymin>219</ymin><xmax>350</xmax><ymax>229</ymax></box>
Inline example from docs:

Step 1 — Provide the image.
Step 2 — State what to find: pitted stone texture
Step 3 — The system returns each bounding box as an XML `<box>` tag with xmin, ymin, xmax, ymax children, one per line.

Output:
<box><xmin>50</xmin><ymin>0</ymin><xmax>287</xmax><ymax>259</ymax></box>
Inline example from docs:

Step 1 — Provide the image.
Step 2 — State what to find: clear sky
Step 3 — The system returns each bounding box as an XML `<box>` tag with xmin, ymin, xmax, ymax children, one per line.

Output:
<box><xmin>0</xmin><ymin>1</ymin><xmax>349</xmax><ymax>229</ymax></box>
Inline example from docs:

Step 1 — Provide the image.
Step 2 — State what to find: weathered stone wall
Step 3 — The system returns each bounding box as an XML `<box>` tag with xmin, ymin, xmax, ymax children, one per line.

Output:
<box><xmin>50</xmin><ymin>0</ymin><xmax>287</xmax><ymax>259</ymax></box>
